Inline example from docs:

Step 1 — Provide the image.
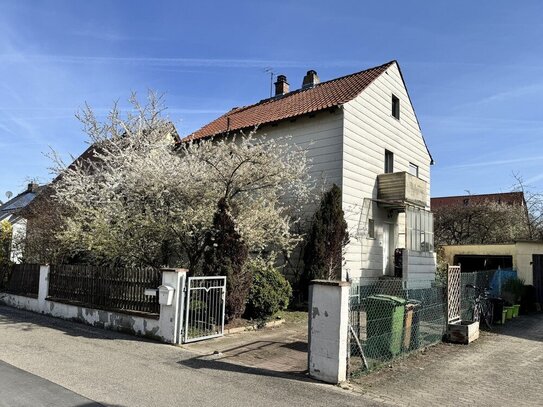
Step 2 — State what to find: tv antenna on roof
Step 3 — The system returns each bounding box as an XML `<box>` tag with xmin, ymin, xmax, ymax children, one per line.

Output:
<box><xmin>264</xmin><ymin>67</ymin><xmax>276</xmax><ymax>98</ymax></box>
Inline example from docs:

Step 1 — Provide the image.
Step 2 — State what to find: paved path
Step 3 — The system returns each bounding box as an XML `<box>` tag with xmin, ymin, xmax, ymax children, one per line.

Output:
<box><xmin>182</xmin><ymin>319</ymin><xmax>307</xmax><ymax>374</ymax></box>
<box><xmin>0</xmin><ymin>360</ymin><xmax>102</xmax><ymax>407</ymax></box>
<box><xmin>0</xmin><ymin>305</ymin><xmax>377</xmax><ymax>407</ymax></box>
<box><xmin>352</xmin><ymin>314</ymin><xmax>543</xmax><ymax>406</ymax></box>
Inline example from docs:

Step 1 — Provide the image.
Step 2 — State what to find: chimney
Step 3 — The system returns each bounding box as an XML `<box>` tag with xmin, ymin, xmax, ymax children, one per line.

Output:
<box><xmin>302</xmin><ymin>70</ymin><xmax>320</xmax><ymax>89</ymax></box>
<box><xmin>27</xmin><ymin>182</ymin><xmax>39</xmax><ymax>193</ymax></box>
<box><xmin>274</xmin><ymin>75</ymin><xmax>289</xmax><ymax>96</ymax></box>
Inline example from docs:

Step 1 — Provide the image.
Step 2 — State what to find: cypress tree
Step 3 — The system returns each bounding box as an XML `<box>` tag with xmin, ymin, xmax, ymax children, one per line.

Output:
<box><xmin>302</xmin><ymin>184</ymin><xmax>349</xmax><ymax>286</ymax></box>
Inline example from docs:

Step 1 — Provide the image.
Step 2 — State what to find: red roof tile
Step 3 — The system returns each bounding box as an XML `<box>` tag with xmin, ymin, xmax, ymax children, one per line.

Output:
<box><xmin>431</xmin><ymin>192</ymin><xmax>525</xmax><ymax>210</ymax></box>
<box><xmin>185</xmin><ymin>61</ymin><xmax>395</xmax><ymax>141</ymax></box>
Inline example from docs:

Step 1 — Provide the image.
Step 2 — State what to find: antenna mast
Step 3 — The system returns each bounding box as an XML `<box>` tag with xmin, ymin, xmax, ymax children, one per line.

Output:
<box><xmin>264</xmin><ymin>67</ymin><xmax>275</xmax><ymax>97</ymax></box>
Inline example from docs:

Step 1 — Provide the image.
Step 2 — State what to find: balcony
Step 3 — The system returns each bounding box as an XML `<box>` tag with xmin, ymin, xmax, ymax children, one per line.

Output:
<box><xmin>377</xmin><ymin>171</ymin><xmax>427</xmax><ymax>208</ymax></box>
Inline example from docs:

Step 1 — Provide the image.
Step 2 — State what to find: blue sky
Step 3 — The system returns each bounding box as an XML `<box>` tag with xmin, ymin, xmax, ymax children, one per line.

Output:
<box><xmin>1</xmin><ymin>1</ymin><xmax>542</xmax><ymax>199</ymax></box>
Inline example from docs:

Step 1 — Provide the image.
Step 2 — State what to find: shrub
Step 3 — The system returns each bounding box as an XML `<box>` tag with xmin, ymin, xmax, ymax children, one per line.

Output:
<box><xmin>202</xmin><ymin>198</ymin><xmax>250</xmax><ymax>322</ymax></box>
<box><xmin>502</xmin><ymin>277</ymin><xmax>525</xmax><ymax>304</ymax></box>
<box><xmin>245</xmin><ymin>258</ymin><xmax>292</xmax><ymax>322</ymax></box>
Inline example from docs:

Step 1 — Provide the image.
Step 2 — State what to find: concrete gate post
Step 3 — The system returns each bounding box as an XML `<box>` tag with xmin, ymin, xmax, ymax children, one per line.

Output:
<box><xmin>38</xmin><ymin>265</ymin><xmax>50</xmax><ymax>311</ymax></box>
<box><xmin>158</xmin><ymin>268</ymin><xmax>188</xmax><ymax>344</ymax></box>
<box><xmin>308</xmin><ymin>279</ymin><xmax>351</xmax><ymax>384</ymax></box>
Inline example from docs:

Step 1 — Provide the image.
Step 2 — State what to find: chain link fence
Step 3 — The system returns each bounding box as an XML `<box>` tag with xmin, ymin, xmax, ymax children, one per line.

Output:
<box><xmin>348</xmin><ymin>278</ymin><xmax>447</xmax><ymax>376</ymax></box>
<box><xmin>348</xmin><ymin>269</ymin><xmax>517</xmax><ymax>377</ymax></box>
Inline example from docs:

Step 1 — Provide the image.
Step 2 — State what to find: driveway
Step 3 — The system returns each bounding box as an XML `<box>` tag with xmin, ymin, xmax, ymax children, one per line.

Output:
<box><xmin>352</xmin><ymin>313</ymin><xmax>543</xmax><ymax>406</ymax></box>
<box><xmin>181</xmin><ymin>316</ymin><xmax>308</xmax><ymax>374</ymax></box>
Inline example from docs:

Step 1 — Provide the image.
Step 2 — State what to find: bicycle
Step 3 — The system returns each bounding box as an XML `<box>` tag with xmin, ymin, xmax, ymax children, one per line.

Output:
<box><xmin>465</xmin><ymin>284</ymin><xmax>494</xmax><ymax>329</ymax></box>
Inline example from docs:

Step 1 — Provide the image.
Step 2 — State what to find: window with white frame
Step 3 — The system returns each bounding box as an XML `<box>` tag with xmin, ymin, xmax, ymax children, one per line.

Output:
<box><xmin>409</xmin><ymin>162</ymin><xmax>419</xmax><ymax>177</ymax></box>
<box><xmin>406</xmin><ymin>206</ymin><xmax>434</xmax><ymax>252</ymax></box>
<box><xmin>384</xmin><ymin>150</ymin><xmax>394</xmax><ymax>174</ymax></box>
<box><xmin>392</xmin><ymin>94</ymin><xmax>400</xmax><ymax>119</ymax></box>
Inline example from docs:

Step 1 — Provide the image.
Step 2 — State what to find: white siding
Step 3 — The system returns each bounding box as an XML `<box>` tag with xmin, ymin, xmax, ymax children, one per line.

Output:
<box><xmin>341</xmin><ymin>62</ymin><xmax>432</xmax><ymax>279</ymax></box>
<box><xmin>247</xmin><ymin>111</ymin><xmax>344</xmax><ymax>277</ymax></box>
<box><xmin>253</xmin><ymin>110</ymin><xmax>344</xmax><ymax>218</ymax></box>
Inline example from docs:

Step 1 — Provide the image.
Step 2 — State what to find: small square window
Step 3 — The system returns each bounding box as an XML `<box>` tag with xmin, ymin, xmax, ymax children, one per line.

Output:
<box><xmin>409</xmin><ymin>162</ymin><xmax>419</xmax><ymax>177</ymax></box>
<box><xmin>392</xmin><ymin>95</ymin><xmax>400</xmax><ymax>120</ymax></box>
<box><xmin>368</xmin><ymin>219</ymin><xmax>375</xmax><ymax>239</ymax></box>
<box><xmin>385</xmin><ymin>150</ymin><xmax>394</xmax><ymax>174</ymax></box>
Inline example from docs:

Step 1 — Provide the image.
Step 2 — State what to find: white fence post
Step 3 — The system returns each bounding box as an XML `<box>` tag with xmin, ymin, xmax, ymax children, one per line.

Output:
<box><xmin>308</xmin><ymin>279</ymin><xmax>351</xmax><ymax>384</ymax></box>
<box><xmin>38</xmin><ymin>265</ymin><xmax>50</xmax><ymax>311</ymax></box>
<box><xmin>158</xmin><ymin>268</ymin><xmax>187</xmax><ymax>344</ymax></box>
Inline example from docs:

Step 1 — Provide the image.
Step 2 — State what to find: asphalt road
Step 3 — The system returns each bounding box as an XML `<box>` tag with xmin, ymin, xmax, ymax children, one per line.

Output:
<box><xmin>0</xmin><ymin>360</ymin><xmax>102</xmax><ymax>407</ymax></box>
<box><xmin>0</xmin><ymin>305</ymin><xmax>378</xmax><ymax>407</ymax></box>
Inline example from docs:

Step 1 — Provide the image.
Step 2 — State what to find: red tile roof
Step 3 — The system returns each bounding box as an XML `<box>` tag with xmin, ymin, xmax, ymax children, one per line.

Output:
<box><xmin>431</xmin><ymin>192</ymin><xmax>525</xmax><ymax>210</ymax></box>
<box><xmin>185</xmin><ymin>61</ymin><xmax>396</xmax><ymax>141</ymax></box>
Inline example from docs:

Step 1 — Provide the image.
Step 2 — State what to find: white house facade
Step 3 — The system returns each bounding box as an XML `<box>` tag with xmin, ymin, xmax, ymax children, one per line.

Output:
<box><xmin>187</xmin><ymin>61</ymin><xmax>435</xmax><ymax>284</ymax></box>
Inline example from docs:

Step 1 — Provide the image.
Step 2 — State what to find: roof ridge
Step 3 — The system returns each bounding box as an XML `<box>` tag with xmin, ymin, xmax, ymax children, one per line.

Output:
<box><xmin>185</xmin><ymin>60</ymin><xmax>396</xmax><ymax>140</ymax></box>
<box><xmin>226</xmin><ymin>60</ymin><xmax>397</xmax><ymax>117</ymax></box>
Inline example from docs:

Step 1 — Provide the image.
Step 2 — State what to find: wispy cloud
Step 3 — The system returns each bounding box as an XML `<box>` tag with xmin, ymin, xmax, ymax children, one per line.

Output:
<box><xmin>0</xmin><ymin>54</ymin><xmax>371</xmax><ymax>69</ymax></box>
<box><xmin>524</xmin><ymin>172</ymin><xmax>543</xmax><ymax>185</ymax></box>
<box><xmin>443</xmin><ymin>155</ymin><xmax>543</xmax><ymax>170</ymax></box>
<box><xmin>454</xmin><ymin>82</ymin><xmax>543</xmax><ymax>110</ymax></box>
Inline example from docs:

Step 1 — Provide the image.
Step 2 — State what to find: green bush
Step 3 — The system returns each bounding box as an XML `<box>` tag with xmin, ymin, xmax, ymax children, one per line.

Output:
<box><xmin>503</xmin><ymin>277</ymin><xmax>525</xmax><ymax>304</ymax></box>
<box><xmin>245</xmin><ymin>259</ymin><xmax>292</xmax><ymax>322</ymax></box>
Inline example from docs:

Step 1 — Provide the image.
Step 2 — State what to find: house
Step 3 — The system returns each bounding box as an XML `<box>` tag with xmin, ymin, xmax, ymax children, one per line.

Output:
<box><xmin>431</xmin><ymin>192</ymin><xmax>526</xmax><ymax>211</ymax></box>
<box><xmin>186</xmin><ymin>60</ymin><xmax>435</xmax><ymax>284</ymax></box>
<box><xmin>0</xmin><ymin>182</ymin><xmax>44</xmax><ymax>263</ymax></box>
<box><xmin>442</xmin><ymin>241</ymin><xmax>543</xmax><ymax>302</ymax></box>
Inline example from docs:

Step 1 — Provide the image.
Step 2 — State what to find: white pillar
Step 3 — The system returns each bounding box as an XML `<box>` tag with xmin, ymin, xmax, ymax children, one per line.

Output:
<box><xmin>158</xmin><ymin>268</ymin><xmax>187</xmax><ymax>344</ymax></box>
<box><xmin>308</xmin><ymin>279</ymin><xmax>351</xmax><ymax>384</ymax></box>
<box><xmin>38</xmin><ymin>265</ymin><xmax>50</xmax><ymax>311</ymax></box>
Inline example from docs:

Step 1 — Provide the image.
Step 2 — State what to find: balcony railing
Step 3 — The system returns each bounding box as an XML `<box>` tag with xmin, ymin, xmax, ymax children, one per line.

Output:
<box><xmin>377</xmin><ymin>172</ymin><xmax>427</xmax><ymax>208</ymax></box>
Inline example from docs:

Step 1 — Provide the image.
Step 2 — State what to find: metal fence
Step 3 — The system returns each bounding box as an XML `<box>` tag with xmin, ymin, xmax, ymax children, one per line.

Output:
<box><xmin>184</xmin><ymin>276</ymin><xmax>226</xmax><ymax>343</ymax></box>
<box><xmin>0</xmin><ymin>263</ymin><xmax>40</xmax><ymax>298</ymax></box>
<box><xmin>48</xmin><ymin>264</ymin><xmax>161</xmax><ymax>316</ymax></box>
<box><xmin>348</xmin><ymin>278</ymin><xmax>447</xmax><ymax>376</ymax></box>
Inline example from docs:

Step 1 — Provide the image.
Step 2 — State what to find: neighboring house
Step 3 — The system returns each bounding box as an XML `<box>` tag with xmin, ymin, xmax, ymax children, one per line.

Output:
<box><xmin>0</xmin><ymin>182</ymin><xmax>44</xmax><ymax>263</ymax></box>
<box><xmin>431</xmin><ymin>192</ymin><xmax>526</xmax><ymax>211</ymax></box>
<box><xmin>186</xmin><ymin>60</ymin><xmax>435</xmax><ymax>284</ymax></box>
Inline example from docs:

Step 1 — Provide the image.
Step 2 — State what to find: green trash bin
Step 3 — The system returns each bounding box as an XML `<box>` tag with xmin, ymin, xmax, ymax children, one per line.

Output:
<box><xmin>365</xmin><ymin>294</ymin><xmax>406</xmax><ymax>360</ymax></box>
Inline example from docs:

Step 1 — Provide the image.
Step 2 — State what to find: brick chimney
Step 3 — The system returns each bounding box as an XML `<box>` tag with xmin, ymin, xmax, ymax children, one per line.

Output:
<box><xmin>27</xmin><ymin>182</ymin><xmax>39</xmax><ymax>193</ymax></box>
<box><xmin>274</xmin><ymin>75</ymin><xmax>289</xmax><ymax>96</ymax></box>
<box><xmin>302</xmin><ymin>70</ymin><xmax>320</xmax><ymax>89</ymax></box>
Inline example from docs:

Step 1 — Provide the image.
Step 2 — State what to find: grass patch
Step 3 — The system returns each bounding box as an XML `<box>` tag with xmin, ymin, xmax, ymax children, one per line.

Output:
<box><xmin>274</xmin><ymin>310</ymin><xmax>307</xmax><ymax>324</ymax></box>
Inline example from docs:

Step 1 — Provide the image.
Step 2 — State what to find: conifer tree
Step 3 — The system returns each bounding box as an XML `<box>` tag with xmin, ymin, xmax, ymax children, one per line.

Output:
<box><xmin>302</xmin><ymin>184</ymin><xmax>349</xmax><ymax>286</ymax></box>
<box><xmin>202</xmin><ymin>198</ymin><xmax>250</xmax><ymax>321</ymax></box>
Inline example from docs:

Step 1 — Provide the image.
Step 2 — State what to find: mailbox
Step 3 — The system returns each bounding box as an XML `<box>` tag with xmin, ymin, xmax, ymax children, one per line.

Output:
<box><xmin>158</xmin><ymin>284</ymin><xmax>174</xmax><ymax>306</ymax></box>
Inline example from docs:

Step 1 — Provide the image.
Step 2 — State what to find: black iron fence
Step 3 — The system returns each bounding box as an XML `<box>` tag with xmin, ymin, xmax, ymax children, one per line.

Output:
<box><xmin>48</xmin><ymin>264</ymin><xmax>161</xmax><ymax>316</ymax></box>
<box><xmin>0</xmin><ymin>263</ymin><xmax>40</xmax><ymax>297</ymax></box>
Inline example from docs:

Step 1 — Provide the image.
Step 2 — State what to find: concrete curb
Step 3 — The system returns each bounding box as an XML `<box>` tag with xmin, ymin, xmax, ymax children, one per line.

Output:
<box><xmin>224</xmin><ymin>318</ymin><xmax>285</xmax><ymax>334</ymax></box>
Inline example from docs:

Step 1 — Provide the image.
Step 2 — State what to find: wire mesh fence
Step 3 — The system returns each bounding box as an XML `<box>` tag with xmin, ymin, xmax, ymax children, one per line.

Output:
<box><xmin>348</xmin><ymin>278</ymin><xmax>447</xmax><ymax>376</ymax></box>
<box><xmin>460</xmin><ymin>270</ymin><xmax>496</xmax><ymax>321</ymax></box>
<box><xmin>348</xmin><ymin>269</ymin><xmax>517</xmax><ymax>377</ymax></box>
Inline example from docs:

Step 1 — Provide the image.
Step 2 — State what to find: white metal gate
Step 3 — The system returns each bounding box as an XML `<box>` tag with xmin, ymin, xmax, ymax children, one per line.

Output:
<box><xmin>183</xmin><ymin>276</ymin><xmax>226</xmax><ymax>343</ymax></box>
